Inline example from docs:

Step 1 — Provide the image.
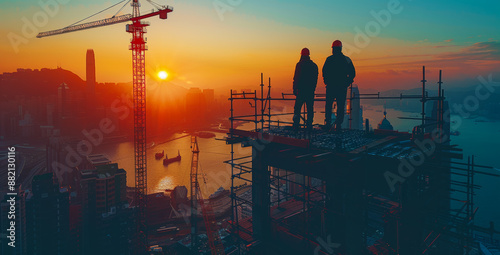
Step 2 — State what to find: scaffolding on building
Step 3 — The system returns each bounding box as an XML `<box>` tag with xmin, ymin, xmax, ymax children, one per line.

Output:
<box><xmin>224</xmin><ymin>67</ymin><xmax>500</xmax><ymax>254</ymax></box>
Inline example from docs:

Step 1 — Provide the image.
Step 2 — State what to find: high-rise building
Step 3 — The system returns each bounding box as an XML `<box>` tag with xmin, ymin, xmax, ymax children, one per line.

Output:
<box><xmin>203</xmin><ymin>89</ymin><xmax>215</xmax><ymax>106</ymax></box>
<box><xmin>343</xmin><ymin>85</ymin><xmax>363</xmax><ymax>130</ymax></box>
<box><xmin>69</xmin><ymin>198</ymin><xmax>82</xmax><ymax>255</ymax></box>
<box><xmin>80</xmin><ymin>163</ymin><xmax>127</xmax><ymax>215</ymax></box>
<box><xmin>46</xmin><ymin>103</ymin><xmax>55</xmax><ymax>126</ymax></box>
<box><xmin>57</xmin><ymin>82</ymin><xmax>70</xmax><ymax>119</ymax></box>
<box><xmin>25</xmin><ymin>173</ymin><xmax>69</xmax><ymax>255</ymax></box>
<box><xmin>46</xmin><ymin>130</ymin><xmax>65</xmax><ymax>184</ymax></box>
<box><xmin>86</xmin><ymin>49</ymin><xmax>96</xmax><ymax>102</ymax></box>
<box><xmin>186</xmin><ymin>88</ymin><xmax>206</xmax><ymax>125</ymax></box>
<box><xmin>79</xmin><ymin>162</ymin><xmax>130</xmax><ymax>254</ymax></box>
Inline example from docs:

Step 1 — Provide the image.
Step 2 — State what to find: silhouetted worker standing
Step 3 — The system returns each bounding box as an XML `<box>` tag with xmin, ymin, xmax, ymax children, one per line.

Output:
<box><xmin>293</xmin><ymin>48</ymin><xmax>318</xmax><ymax>131</ymax></box>
<box><xmin>323</xmin><ymin>40</ymin><xmax>356</xmax><ymax>131</ymax></box>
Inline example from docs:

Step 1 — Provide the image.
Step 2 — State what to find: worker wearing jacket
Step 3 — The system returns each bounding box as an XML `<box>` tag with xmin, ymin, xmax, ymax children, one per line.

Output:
<box><xmin>293</xmin><ymin>48</ymin><xmax>319</xmax><ymax>130</ymax></box>
<box><xmin>323</xmin><ymin>40</ymin><xmax>356</xmax><ymax>131</ymax></box>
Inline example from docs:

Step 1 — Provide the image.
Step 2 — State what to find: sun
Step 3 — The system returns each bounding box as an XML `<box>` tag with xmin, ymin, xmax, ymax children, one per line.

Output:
<box><xmin>158</xmin><ymin>70</ymin><xmax>168</xmax><ymax>80</ymax></box>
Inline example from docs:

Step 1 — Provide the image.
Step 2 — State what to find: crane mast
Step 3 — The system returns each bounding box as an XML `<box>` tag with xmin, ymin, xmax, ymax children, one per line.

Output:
<box><xmin>190</xmin><ymin>136</ymin><xmax>225</xmax><ymax>255</ymax></box>
<box><xmin>129</xmin><ymin>0</ymin><xmax>148</xmax><ymax>252</ymax></box>
<box><xmin>37</xmin><ymin>1</ymin><xmax>173</xmax><ymax>254</ymax></box>
<box><xmin>190</xmin><ymin>136</ymin><xmax>201</xmax><ymax>250</ymax></box>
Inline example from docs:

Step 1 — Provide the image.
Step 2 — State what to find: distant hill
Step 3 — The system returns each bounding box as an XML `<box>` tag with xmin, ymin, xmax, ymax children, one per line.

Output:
<box><xmin>364</xmin><ymin>85</ymin><xmax>500</xmax><ymax>119</ymax></box>
<box><xmin>0</xmin><ymin>68</ymin><xmax>85</xmax><ymax>98</ymax></box>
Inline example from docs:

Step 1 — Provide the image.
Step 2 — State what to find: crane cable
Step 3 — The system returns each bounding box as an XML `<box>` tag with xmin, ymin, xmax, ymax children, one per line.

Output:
<box><xmin>65</xmin><ymin>0</ymin><xmax>129</xmax><ymax>28</ymax></box>
<box><xmin>113</xmin><ymin>0</ymin><xmax>132</xmax><ymax>18</ymax></box>
<box><xmin>146</xmin><ymin>0</ymin><xmax>163</xmax><ymax>10</ymax></box>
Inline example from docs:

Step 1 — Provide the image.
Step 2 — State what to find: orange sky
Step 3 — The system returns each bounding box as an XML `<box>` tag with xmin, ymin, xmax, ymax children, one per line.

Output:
<box><xmin>1</xmin><ymin>1</ymin><xmax>499</xmax><ymax>94</ymax></box>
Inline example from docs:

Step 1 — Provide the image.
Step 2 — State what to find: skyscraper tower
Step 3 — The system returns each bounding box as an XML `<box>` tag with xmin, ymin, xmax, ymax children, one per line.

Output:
<box><xmin>343</xmin><ymin>84</ymin><xmax>363</xmax><ymax>130</ymax></box>
<box><xmin>58</xmin><ymin>82</ymin><xmax>70</xmax><ymax>119</ymax></box>
<box><xmin>86</xmin><ymin>49</ymin><xmax>96</xmax><ymax>110</ymax></box>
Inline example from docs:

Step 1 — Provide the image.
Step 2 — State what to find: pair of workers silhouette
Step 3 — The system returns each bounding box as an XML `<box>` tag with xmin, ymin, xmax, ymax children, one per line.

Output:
<box><xmin>292</xmin><ymin>40</ymin><xmax>356</xmax><ymax>131</ymax></box>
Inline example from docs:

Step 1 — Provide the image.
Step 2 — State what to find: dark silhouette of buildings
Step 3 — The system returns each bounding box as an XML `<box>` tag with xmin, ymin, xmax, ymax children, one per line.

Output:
<box><xmin>377</xmin><ymin>110</ymin><xmax>394</xmax><ymax>130</ymax></box>
<box><xmin>57</xmin><ymin>82</ymin><xmax>70</xmax><ymax>120</ymax></box>
<box><xmin>86</xmin><ymin>49</ymin><xmax>97</xmax><ymax>121</ymax></box>
<box><xmin>77</xmin><ymin>162</ymin><xmax>131</xmax><ymax>254</ymax></box>
<box><xmin>86</xmin><ymin>49</ymin><xmax>96</xmax><ymax>102</ymax></box>
<box><xmin>25</xmin><ymin>173</ymin><xmax>70</xmax><ymax>255</ymax></box>
<box><xmin>185</xmin><ymin>88</ymin><xmax>206</xmax><ymax>127</ymax></box>
<box><xmin>347</xmin><ymin>85</ymin><xmax>363</xmax><ymax>130</ymax></box>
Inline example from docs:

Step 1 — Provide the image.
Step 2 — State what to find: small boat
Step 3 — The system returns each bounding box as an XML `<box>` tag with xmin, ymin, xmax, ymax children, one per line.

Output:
<box><xmin>209</xmin><ymin>187</ymin><xmax>228</xmax><ymax>199</ymax></box>
<box><xmin>197</xmin><ymin>131</ymin><xmax>216</xmax><ymax>139</ymax></box>
<box><xmin>155</xmin><ymin>150</ymin><xmax>165</xmax><ymax>160</ymax></box>
<box><xmin>163</xmin><ymin>150</ymin><xmax>181</xmax><ymax>165</ymax></box>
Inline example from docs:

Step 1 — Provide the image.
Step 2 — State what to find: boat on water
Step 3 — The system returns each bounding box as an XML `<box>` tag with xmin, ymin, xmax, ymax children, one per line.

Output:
<box><xmin>209</xmin><ymin>186</ymin><xmax>229</xmax><ymax>200</ymax></box>
<box><xmin>155</xmin><ymin>150</ymin><xmax>164</xmax><ymax>160</ymax></box>
<box><xmin>163</xmin><ymin>150</ymin><xmax>181</xmax><ymax>165</ymax></box>
<box><xmin>196</xmin><ymin>131</ymin><xmax>216</xmax><ymax>139</ymax></box>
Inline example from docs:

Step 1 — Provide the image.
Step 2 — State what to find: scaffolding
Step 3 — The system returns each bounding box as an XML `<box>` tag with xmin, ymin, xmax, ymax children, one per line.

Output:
<box><xmin>225</xmin><ymin>67</ymin><xmax>500</xmax><ymax>254</ymax></box>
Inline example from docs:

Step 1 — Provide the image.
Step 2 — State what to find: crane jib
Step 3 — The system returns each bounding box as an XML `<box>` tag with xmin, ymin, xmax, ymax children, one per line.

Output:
<box><xmin>36</xmin><ymin>6</ymin><xmax>173</xmax><ymax>38</ymax></box>
<box><xmin>36</xmin><ymin>14</ymin><xmax>133</xmax><ymax>38</ymax></box>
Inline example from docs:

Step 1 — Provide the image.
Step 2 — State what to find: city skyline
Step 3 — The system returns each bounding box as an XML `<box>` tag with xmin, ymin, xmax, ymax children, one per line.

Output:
<box><xmin>1</xmin><ymin>1</ymin><xmax>499</xmax><ymax>254</ymax></box>
<box><xmin>0</xmin><ymin>0</ymin><xmax>499</xmax><ymax>92</ymax></box>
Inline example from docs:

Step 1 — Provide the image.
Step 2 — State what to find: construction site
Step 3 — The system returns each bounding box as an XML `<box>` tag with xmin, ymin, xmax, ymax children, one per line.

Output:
<box><xmin>3</xmin><ymin>1</ymin><xmax>497</xmax><ymax>255</ymax></box>
<box><xmin>221</xmin><ymin>70</ymin><xmax>500</xmax><ymax>255</ymax></box>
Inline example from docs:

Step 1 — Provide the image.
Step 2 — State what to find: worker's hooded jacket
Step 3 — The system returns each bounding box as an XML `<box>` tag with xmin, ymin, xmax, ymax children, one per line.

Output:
<box><xmin>322</xmin><ymin>52</ymin><xmax>356</xmax><ymax>90</ymax></box>
<box><xmin>293</xmin><ymin>56</ymin><xmax>319</xmax><ymax>95</ymax></box>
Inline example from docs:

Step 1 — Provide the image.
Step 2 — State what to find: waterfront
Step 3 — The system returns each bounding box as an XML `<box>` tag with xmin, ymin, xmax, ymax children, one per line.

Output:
<box><xmin>365</xmin><ymin>105</ymin><xmax>500</xmax><ymax>228</ymax></box>
<box><xmin>93</xmin><ymin>130</ymin><xmax>251</xmax><ymax>198</ymax></box>
<box><xmin>93</xmin><ymin>105</ymin><xmax>499</xmax><ymax>228</ymax></box>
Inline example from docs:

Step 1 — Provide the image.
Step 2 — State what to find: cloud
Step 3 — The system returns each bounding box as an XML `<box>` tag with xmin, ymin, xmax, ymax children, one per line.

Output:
<box><xmin>444</xmin><ymin>39</ymin><xmax>454</xmax><ymax>43</ymax></box>
<box><xmin>436</xmin><ymin>41</ymin><xmax>500</xmax><ymax>61</ymax></box>
<box><xmin>356</xmin><ymin>54</ymin><xmax>433</xmax><ymax>62</ymax></box>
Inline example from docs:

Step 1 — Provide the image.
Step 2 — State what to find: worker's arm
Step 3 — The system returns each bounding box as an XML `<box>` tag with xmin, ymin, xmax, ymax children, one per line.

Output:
<box><xmin>293</xmin><ymin>62</ymin><xmax>300</xmax><ymax>96</ymax></box>
<box><xmin>313</xmin><ymin>63</ymin><xmax>319</xmax><ymax>90</ymax></box>
<box><xmin>322</xmin><ymin>57</ymin><xmax>330</xmax><ymax>86</ymax></box>
<box><xmin>346</xmin><ymin>56</ymin><xmax>356</xmax><ymax>83</ymax></box>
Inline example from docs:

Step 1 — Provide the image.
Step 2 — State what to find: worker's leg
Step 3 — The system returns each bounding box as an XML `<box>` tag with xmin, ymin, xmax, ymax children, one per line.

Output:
<box><xmin>305</xmin><ymin>93</ymin><xmax>315</xmax><ymax>130</ymax></box>
<box><xmin>325</xmin><ymin>87</ymin><xmax>334</xmax><ymax>127</ymax></box>
<box><xmin>293</xmin><ymin>95</ymin><xmax>304</xmax><ymax>129</ymax></box>
<box><xmin>335</xmin><ymin>92</ymin><xmax>347</xmax><ymax>128</ymax></box>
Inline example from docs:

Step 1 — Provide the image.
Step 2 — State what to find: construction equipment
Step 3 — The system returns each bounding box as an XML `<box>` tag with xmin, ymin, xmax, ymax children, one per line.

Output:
<box><xmin>190</xmin><ymin>136</ymin><xmax>225</xmax><ymax>255</ymax></box>
<box><xmin>37</xmin><ymin>1</ymin><xmax>173</xmax><ymax>253</ymax></box>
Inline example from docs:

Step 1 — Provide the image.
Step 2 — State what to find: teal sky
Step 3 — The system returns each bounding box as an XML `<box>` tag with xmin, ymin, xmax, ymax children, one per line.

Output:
<box><xmin>1</xmin><ymin>0</ymin><xmax>499</xmax><ymax>89</ymax></box>
<box><xmin>3</xmin><ymin>0</ymin><xmax>497</xmax><ymax>43</ymax></box>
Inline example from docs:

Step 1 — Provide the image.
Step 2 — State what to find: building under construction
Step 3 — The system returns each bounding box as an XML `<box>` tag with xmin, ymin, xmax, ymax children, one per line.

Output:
<box><xmin>224</xmin><ymin>68</ymin><xmax>500</xmax><ymax>255</ymax></box>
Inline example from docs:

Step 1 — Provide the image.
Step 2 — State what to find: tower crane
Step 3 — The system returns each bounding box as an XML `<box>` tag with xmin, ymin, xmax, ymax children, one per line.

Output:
<box><xmin>190</xmin><ymin>136</ymin><xmax>225</xmax><ymax>255</ymax></box>
<box><xmin>37</xmin><ymin>1</ymin><xmax>173</xmax><ymax>253</ymax></box>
